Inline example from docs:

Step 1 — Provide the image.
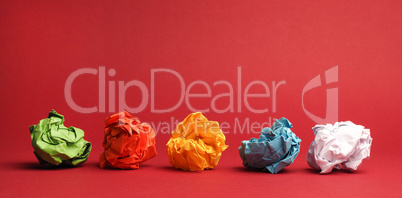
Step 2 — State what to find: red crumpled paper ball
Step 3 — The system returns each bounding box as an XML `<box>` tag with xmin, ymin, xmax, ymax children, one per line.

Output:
<box><xmin>99</xmin><ymin>112</ymin><xmax>157</xmax><ymax>169</ymax></box>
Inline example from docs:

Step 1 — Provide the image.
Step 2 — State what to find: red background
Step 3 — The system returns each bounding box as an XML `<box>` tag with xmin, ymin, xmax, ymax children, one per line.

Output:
<box><xmin>1</xmin><ymin>0</ymin><xmax>401</xmax><ymax>197</ymax></box>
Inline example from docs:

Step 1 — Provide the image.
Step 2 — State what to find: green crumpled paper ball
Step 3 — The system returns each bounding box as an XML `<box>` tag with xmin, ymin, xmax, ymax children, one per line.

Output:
<box><xmin>29</xmin><ymin>110</ymin><xmax>92</xmax><ymax>166</ymax></box>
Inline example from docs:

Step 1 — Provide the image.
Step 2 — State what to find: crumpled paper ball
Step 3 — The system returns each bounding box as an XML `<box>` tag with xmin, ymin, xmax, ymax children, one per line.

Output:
<box><xmin>99</xmin><ymin>112</ymin><xmax>157</xmax><ymax>169</ymax></box>
<box><xmin>166</xmin><ymin>112</ymin><xmax>228</xmax><ymax>171</ymax></box>
<box><xmin>307</xmin><ymin>121</ymin><xmax>372</xmax><ymax>174</ymax></box>
<box><xmin>29</xmin><ymin>110</ymin><xmax>92</xmax><ymax>166</ymax></box>
<box><xmin>238</xmin><ymin>117</ymin><xmax>301</xmax><ymax>173</ymax></box>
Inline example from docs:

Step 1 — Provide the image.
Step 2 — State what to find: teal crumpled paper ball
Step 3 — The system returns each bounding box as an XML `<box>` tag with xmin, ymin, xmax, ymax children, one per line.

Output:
<box><xmin>29</xmin><ymin>110</ymin><xmax>92</xmax><ymax>166</ymax></box>
<box><xmin>238</xmin><ymin>117</ymin><xmax>301</xmax><ymax>173</ymax></box>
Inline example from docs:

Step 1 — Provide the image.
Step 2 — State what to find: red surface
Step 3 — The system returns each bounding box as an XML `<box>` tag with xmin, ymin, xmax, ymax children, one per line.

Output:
<box><xmin>1</xmin><ymin>0</ymin><xmax>401</xmax><ymax>197</ymax></box>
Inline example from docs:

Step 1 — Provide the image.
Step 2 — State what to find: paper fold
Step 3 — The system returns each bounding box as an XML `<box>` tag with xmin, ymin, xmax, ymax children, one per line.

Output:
<box><xmin>238</xmin><ymin>117</ymin><xmax>301</xmax><ymax>173</ymax></box>
<box><xmin>306</xmin><ymin>121</ymin><xmax>372</xmax><ymax>174</ymax></box>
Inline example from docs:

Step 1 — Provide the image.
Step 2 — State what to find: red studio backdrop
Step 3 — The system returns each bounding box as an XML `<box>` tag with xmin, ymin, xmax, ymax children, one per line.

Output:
<box><xmin>1</xmin><ymin>0</ymin><xmax>401</xmax><ymax>197</ymax></box>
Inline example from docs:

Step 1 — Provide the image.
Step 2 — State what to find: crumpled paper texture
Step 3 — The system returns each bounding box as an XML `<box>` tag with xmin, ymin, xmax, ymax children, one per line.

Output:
<box><xmin>29</xmin><ymin>110</ymin><xmax>92</xmax><ymax>166</ymax></box>
<box><xmin>166</xmin><ymin>112</ymin><xmax>228</xmax><ymax>171</ymax></box>
<box><xmin>99</xmin><ymin>111</ymin><xmax>157</xmax><ymax>169</ymax></box>
<box><xmin>238</xmin><ymin>117</ymin><xmax>301</xmax><ymax>173</ymax></box>
<box><xmin>307</xmin><ymin>121</ymin><xmax>372</xmax><ymax>174</ymax></box>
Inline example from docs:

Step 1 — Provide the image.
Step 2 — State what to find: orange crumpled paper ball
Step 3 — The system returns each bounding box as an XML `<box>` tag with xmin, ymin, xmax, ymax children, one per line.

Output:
<box><xmin>99</xmin><ymin>112</ymin><xmax>157</xmax><ymax>169</ymax></box>
<box><xmin>166</xmin><ymin>112</ymin><xmax>228</xmax><ymax>171</ymax></box>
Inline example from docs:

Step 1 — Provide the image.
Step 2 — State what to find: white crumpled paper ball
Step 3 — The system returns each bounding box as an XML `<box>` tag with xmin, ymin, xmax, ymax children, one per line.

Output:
<box><xmin>307</xmin><ymin>121</ymin><xmax>372</xmax><ymax>174</ymax></box>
